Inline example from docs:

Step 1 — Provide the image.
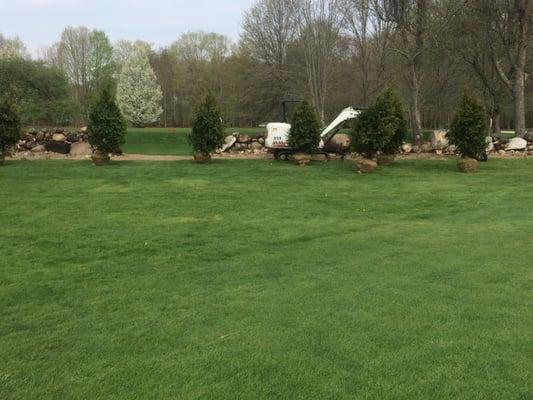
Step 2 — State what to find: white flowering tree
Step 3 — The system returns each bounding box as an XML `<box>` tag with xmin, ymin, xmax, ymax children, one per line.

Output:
<box><xmin>116</xmin><ymin>48</ymin><xmax>163</xmax><ymax>127</ymax></box>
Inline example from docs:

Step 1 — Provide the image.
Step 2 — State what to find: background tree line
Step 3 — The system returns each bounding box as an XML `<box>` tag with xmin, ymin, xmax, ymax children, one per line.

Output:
<box><xmin>0</xmin><ymin>0</ymin><xmax>531</xmax><ymax>138</ymax></box>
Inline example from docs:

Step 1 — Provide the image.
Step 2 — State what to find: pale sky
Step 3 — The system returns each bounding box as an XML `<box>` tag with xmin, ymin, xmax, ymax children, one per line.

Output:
<box><xmin>0</xmin><ymin>0</ymin><xmax>256</xmax><ymax>56</ymax></box>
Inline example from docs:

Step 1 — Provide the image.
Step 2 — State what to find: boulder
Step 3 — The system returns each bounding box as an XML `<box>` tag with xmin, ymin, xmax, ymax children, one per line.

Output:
<box><xmin>66</xmin><ymin>133</ymin><xmax>80</xmax><ymax>143</ymax></box>
<box><xmin>323</xmin><ymin>133</ymin><xmax>351</xmax><ymax>153</ymax></box>
<box><xmin>221</xmin><ymin>135</ymin><xmax>237</xmax><ymax>152</ymax></box>
<box><xmin>431</xmin><ymin>130</ymin><xmax>449</xmax><ymax>150</ymax></box>
<box><xmin>522</xmin><ymin>132</ymin><xmax>533</xmax><ymax>142</ymax></box>
<box><xmin>486</xmin><ymin>136</ymin><xmax>495</xmax><ymax>152</ymax></box>
<box><xmin>420</xmin><ymin>142</ymin><xmax>433</xmax><ymax>153</ymax></box>
<box><xmin>445</xmin><ymin>145</ymin><xmax>457</xmax><ymax>154</ymax></box>
<box><xmin>80</xmin><ymin>126</ymin><xmax>88</xmax><ymax>133</ymax></box>
<box><xmin>45</xmin><ymin>141</ymin><xmax>71</xmax><ymax>154</ymax></box>
<box><xmin>505</xmin><ymin>137</ymin><xmax>527</xmax><ymax>151</ymax></box>
<box><xmin>258</xmin><ymin>138</ymin><xmax>265</xmax><ymax>145</ymax></box>
<box><xmin>70</xmin><ymin>142</ymin><xmax>92</xmax><ymax>157</ymax></box>
<box><xmin>54</xmin><ymin>128</ymin><xmax>65</xmax><ymax>134</ymax></box>
<box><xmin>237</xmin><ymin>134</ymin><xmax>251</xmax><ymax>143</ymax></box>
<box><xmin>31</xmin><ymin>145</ymin><xmax>46</xmax><ymax>153</ymax></box>
<box><xmin>401</xmin><ymin>143</ymin><xmax>413</xmax><ymax>153</ymax></box>
<box><xmin>36</xmin><ymin>131</ymin><xmax>45</xmax><ymax>142</ymax></box>
<box><xmin>250</xmin><ymin>141</ymin><xmax>263</xmax><ymax>150</ymax></box>
<box><xmin>233</xmin><ymin>143</ymin><xmax>246</xmax><ymax>151</ymax></box>
<box><xmin>52</xmin><ymin>133</ymin><xmax>67</xmax><ymax>142</ymax></box>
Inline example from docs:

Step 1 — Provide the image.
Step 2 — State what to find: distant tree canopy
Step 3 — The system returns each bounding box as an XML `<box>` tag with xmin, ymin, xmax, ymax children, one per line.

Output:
<box><xmin>0</xmin><ymin>58</ymin><xmax>77</xmax><ymax>126</ymax></box>
<box><xmin>1</xmin><ymin>0</ymin><xmax>532</xmax><ymax>130</ymax></box>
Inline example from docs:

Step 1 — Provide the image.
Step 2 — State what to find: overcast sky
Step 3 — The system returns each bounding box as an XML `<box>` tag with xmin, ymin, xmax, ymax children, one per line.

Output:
<box><xmin>0</xmin><ymin>0</ymin><xmax>256</xmax><ymax>56</ymax></box>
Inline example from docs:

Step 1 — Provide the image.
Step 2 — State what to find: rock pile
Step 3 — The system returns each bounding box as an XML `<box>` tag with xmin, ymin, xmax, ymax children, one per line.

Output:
<box><xmin>16</xmin><ymin>127</ymin><xmax>92</xmax><ymax>157</ymax></box>
<box><xmin>217</xmin><ymin>133</ymin><xmax>268</xmax><ymax>154</ymax></box>
<box><xmin>400</xmin><ymin>130</ymin><xmax>533</xmax><ymax>156</ymax></box>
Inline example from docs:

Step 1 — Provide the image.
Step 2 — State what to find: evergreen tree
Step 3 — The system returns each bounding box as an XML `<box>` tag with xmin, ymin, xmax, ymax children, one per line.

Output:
<box><xmin>189</xmin><ymin>94</ymin><xmax>224</xmax><ymax>156</ymax></box>
<box><xmin>351</xmin><ymin>89</ymin><xmax>407</xmax><ymax>158</ymax></box>
<box><xmin>447</xmin><ymin>91</ymin><xmax>488</xmax><ymax>159</ymax></box>
<box><xmin>0</xmin><ymin>98</ymin><xmax>21</xmax><ymax>164</ymax></box>
<box><xmin>288</xmin><ymin>100</ymin><xmax>321</xmax><ymax>153</ymax></box>
<box><xmin>116</xmin><ymin>48</ymin><xmax>163</xmax><ymax>127</ymax></box>
<box><xmin>87</xmin><ymin>86</ymin><xmax>127</xmax><ymax>156</ymax></box>
<box><xmin>382</xmin><ymin>90</ymin><xmax>409</xmax><ymax>155</ymax></box>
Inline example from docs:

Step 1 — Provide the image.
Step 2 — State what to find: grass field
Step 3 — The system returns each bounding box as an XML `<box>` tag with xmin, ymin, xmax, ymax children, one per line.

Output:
<box><xmin>123</xmin><ymin>128</ymin><xmax>265</xmax><ymax>156</ymax></box>
<box><xmin>1</xmin><ymin>159</ymin><xmax>532</xmax><ymax>399</ymax></box>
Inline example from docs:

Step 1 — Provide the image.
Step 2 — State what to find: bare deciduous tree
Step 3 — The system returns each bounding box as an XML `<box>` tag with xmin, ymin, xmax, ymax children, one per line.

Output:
<box><xmin>476</xmin><ymin>0</ymin><xmax>531</xmax><ymax>137</ymax></box>
<box><xmin>241</xmin><ymin>0</ymin><xmax>300</xmax><ymax>115</ymax></box>
<box><xmin>375</xmin><ymin>0</ymin><xmax>431</xmax><ymax>144</ymax></box>
<box><xmin>299</xmin><ymin>0</ymin><xmax>343</xmax><ymax>125</ymax></box>
<box><xmin>341</xmin><ymin>0</ymin><xmax>392</xmax><ymax>106</ymax></box>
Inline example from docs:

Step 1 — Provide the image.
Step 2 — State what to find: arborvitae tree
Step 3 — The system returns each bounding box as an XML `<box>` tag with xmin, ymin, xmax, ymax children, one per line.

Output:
<box><xmin>351</xmin><ymin>89</ymin><xmax>407</xmax><ymax>158</ymax></box>
<box><xmin>116</xmin><ymin>48</ymin><xmax>163</xmax><ymax>127</ymax></box>
<box><xmin>447</xmin><ymin>91</ymin><xmax>488</xmax><ymax>158</ymax></box>
<box><xmin>382</xmin><ymin>90</ymin><xmax>409</xmax><ymax>155</ymax></box>
<box><xmin>288</xmin><ymin>100</ymin><xmax>321</xmax><ymax>153</ymax></box>
<box><xmin>87</xmin><ymin>86</ymin><xmax>127</xmax><ymax>156</ymax></box>
<box><xmin>189</xmin><ymin>94</ymin><xmax>224</xmax><ymax>156</ymax></box>
<box><xmin>0</xmin><ymin>98</ymin><xmax>21</xmax><ymax>164</ymax></box>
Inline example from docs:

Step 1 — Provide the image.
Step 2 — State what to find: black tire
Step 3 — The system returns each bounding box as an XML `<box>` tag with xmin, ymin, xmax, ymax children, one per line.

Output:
<box><xmin>278</xmin><ymin>152</ymin><xmax>289</xmax><ymax>161</ymax></box>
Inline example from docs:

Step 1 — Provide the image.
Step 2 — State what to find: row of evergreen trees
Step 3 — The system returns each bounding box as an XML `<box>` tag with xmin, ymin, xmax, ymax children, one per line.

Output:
<box><xmin>1</xmin><ymin>87</ymin><xmax>488</xmax><ymax>169</ymax></box>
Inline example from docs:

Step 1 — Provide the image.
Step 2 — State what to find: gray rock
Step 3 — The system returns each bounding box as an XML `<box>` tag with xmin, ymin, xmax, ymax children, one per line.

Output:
<box><xmin>523</xmin><ymin>132</ymin><xmax>533</xmax><ymax>142</ymax></box>
<box><xmin>323</xmin><ymin>133</ymin><xmax>351</xmax><ymax>153</ymax></box>
<box><xmin>431</xmin><ymin>130</ymin><xmax>449</xmax><ymax>150</ymax></box>
<box><xmin>52</xmin><ymin>133</ymin><xmax>66</xmax><ymax>142</ymax></box>
<box><xmin>45</xmin><ymin>141</ymin><xmax>71</xmax><ymax>154</ymax></box>
<box><xmin>31</xmin><ymin>145</ymin><xmax>46</xmax><ymax>153</ymax></box>
<box><xmin>36</xmin><ymin>131</ymin><xmax>45</xmax><ymax>142</ymax></box>
<box><xmin>401</xmin><ymin>143</ymin><xmax>413</xmax><ymax>153</ymax></box>
<box><xmin>506</xmin><ymin>137</ymin><xmax>527</xmax><ymax>151</ymax></box>
<box><xmin>237</xmin><ymin>134</ymin><xmax>251</xmax><ymax>143</ymax></box>
<box><xmin>250</xmin><ymin>141</ymin><xmax>263</xmax><ymax>150</ymax></box>
<box><xmin>70</xmin><ymin>142</ymin><xmax>92</xmax><ymax>157</ymax></box>
<box><xmin>66</xmin><ymin>133</ymin><xmax>80</xmax><ymax>143</ymax></box>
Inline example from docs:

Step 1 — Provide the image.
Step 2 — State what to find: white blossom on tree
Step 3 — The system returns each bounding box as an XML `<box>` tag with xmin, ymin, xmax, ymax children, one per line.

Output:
<box><xmin>116</xmin><ymin>48</ymin><xmax>163</xmax><ymax>127</ymax></box>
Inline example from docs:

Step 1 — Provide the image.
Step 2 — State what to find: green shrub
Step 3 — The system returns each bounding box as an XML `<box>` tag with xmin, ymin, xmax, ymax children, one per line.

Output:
<box><xmin>288</xmin><ymin>100</ymin><xmax>321</xmax><ymax>153</ymax></box>
<box><xmin>447</xmin><ymin>91</ymin><xmax>488</xmax><ymax>158</ymax></box>
<box><xmin>382</xmin><ymin>90</ymin><xmax>409</xmax><ymax>155</ymax></box>
<box><xmin>188</xmin><ymin>94</ymin><xmax>224</xmax><ymax>155</ymax></box>
<box><xmin>0</xmin><ymin>98</ymin><xmax>21</xmax><ymax>163</ymax></box>
<box><xmin>351</xmin><ymin>89</ymin><xmax>407</xmax><ymax>158</ymax></box>
<box><xmin>87</xmin><ymin>86</ymin><xmax>127</xmax><ymax>155</ymax></box>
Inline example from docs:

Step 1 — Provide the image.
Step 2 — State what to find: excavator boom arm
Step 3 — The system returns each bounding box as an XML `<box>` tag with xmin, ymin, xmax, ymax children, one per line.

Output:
<box><xmin>319</xmin><ymin>107</ymin><xmax>361</xmax><ymax>148</ymax></box>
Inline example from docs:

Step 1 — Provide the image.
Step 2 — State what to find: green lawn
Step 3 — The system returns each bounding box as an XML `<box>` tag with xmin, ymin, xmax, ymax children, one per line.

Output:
<box><xmin>123</xmin><ymin>128</ymin><xmax>265</xmax><ymax>155</ymax></box>
<box><xmin>1</xmin><ymin>159</ymin><xmax>532</xmax><ymax>399</ymax></box>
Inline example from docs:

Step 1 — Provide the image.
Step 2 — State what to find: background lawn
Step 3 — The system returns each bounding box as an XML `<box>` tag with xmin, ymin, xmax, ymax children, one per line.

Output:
<box><xmin>123</xmin><ymin>128</ymin><xmax>266</xmax><ymax>155</ymax></box>
<box><xmin>1</xmin><ymin>159</ymin><xmax>532</xmax><ymax>399</ymax></box>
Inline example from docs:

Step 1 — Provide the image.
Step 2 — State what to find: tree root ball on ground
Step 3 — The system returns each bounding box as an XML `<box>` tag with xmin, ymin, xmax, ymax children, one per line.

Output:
<box><xmin>357</xmin><ymin>159</ymin><xmax>378</xmax><ymax>173</ymax></box>
<box><xmin>457</xmin><ymin>157</ymin><xmax>478</xmax><ymax>173</ymax></box>
<box><xmin>193</xmin><ymin>152</ymin><xmax>211</xmax><ymax>163</ymax></box>
<box><xmin>91</xmin><ymin>151</ymin><xmax>111</xmax><ymax>166</ymax></box>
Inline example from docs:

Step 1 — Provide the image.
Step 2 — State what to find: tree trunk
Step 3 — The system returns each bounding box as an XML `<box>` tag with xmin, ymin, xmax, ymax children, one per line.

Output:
<box><xmin>409</xmin><ymin>63</ymin><xmax>422</xmax><ymax>144</ymax></box>
<box><xmin>492</xmin><ymin>109</ymin><xmax>501</xmax><ymax>134</ymax></box>
<box><xmin>513</xmin><ymin>71</ymin><xmax>526</xmax><ymax>137</ymax></box>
